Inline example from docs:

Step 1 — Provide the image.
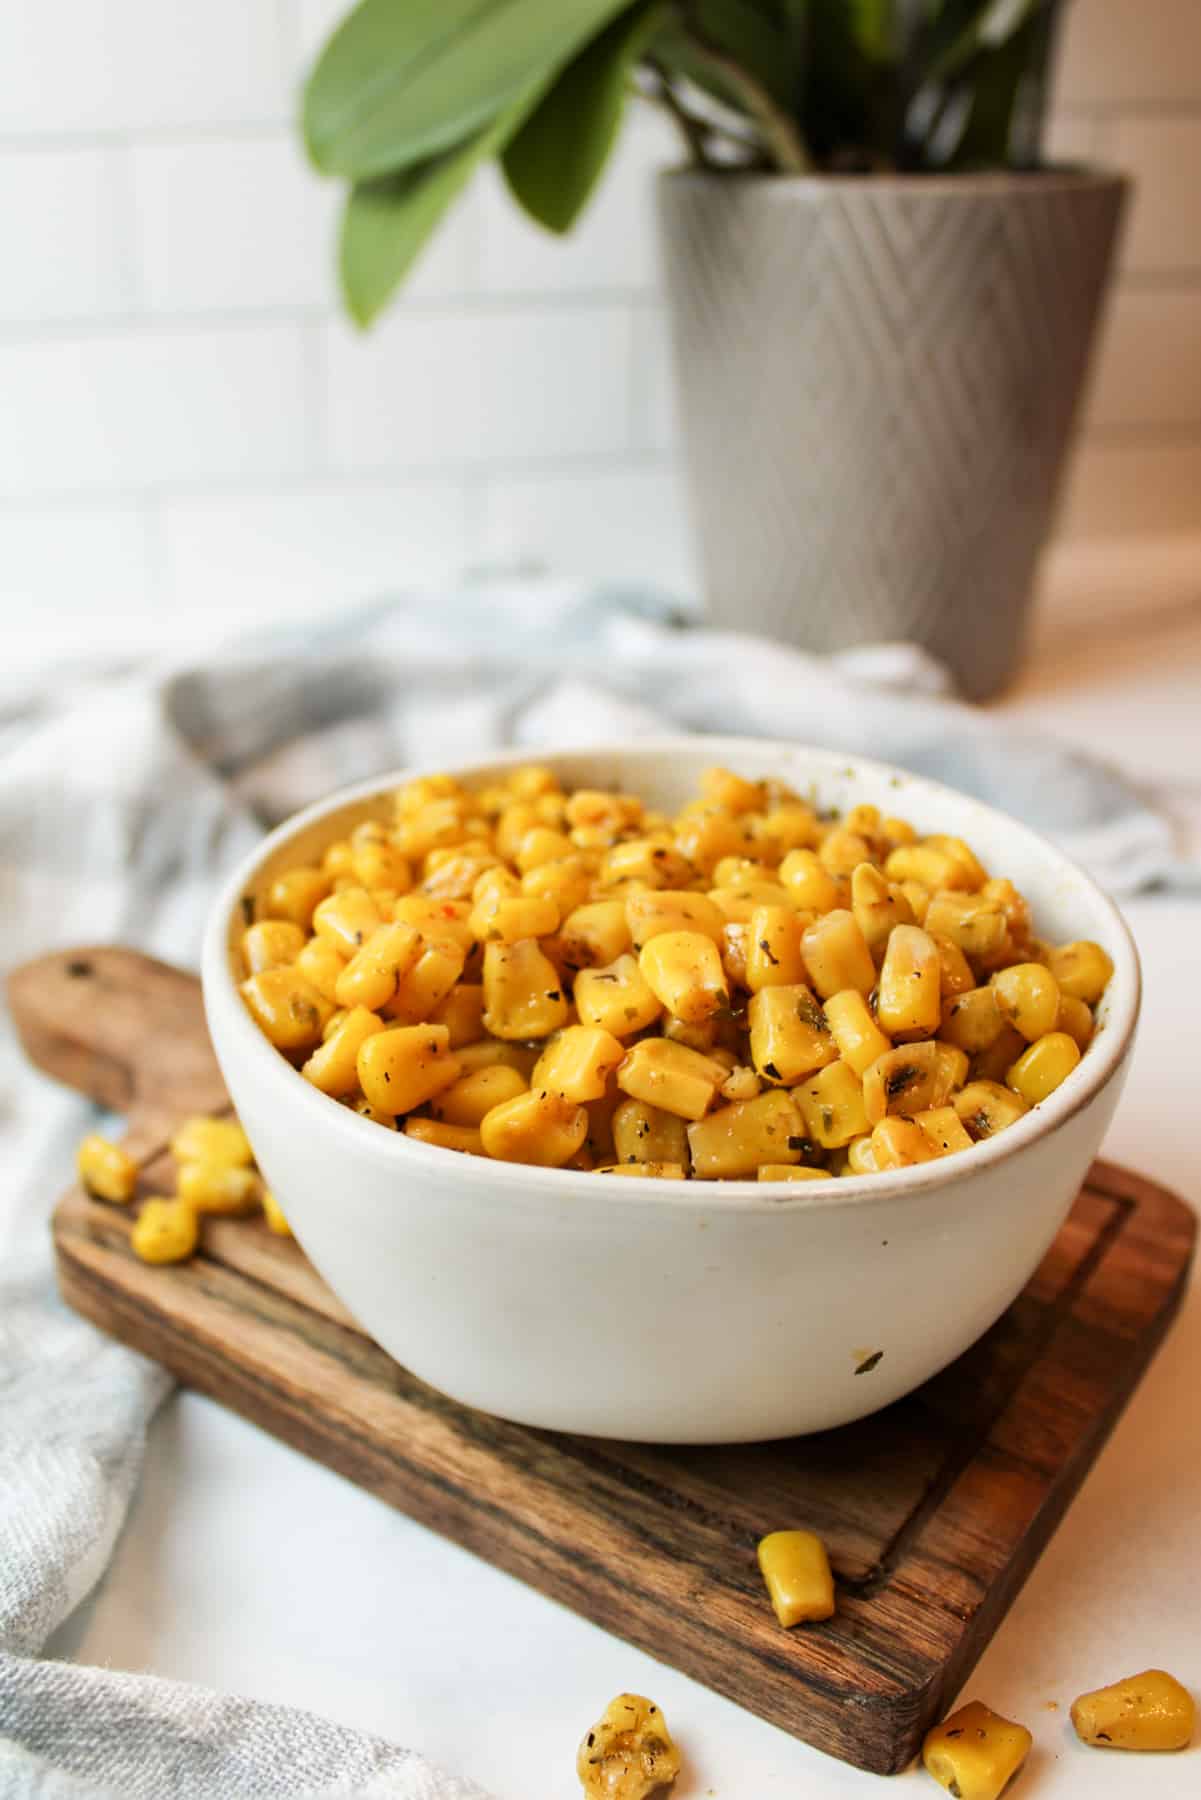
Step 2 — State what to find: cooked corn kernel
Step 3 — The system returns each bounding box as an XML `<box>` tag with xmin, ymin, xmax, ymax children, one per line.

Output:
<box><xmin>617</xmin><ymin>1037</ymin><xmax>724</xmax><ymax>1121</ymax></box>
<box><xmin>394</xmin><ymin>894</ymin><xmax>475</xmax><ymax>954</ymax></box>
<box><xmin>430</xmin><ymin>982</ymin><xmax>486</xmax><ymax>1047</ymax></box>
<box><xmin>1006</xmin><ymin>1031</ymin><xmax>1081</xmax><ymax>1104</ymax></box>
<box><xmin>302</xmin><ymin>1005</ymin><xmax>386</xmax><ymax>1098</ymax></box>
<box><xmin>131</xmin><ymin>1197</ymin><xmax>198</xmax><ymax>1264</ymax></box>
<box><xmin>687</xmin><ymin>1089</ymin><xmax>803</xmax><ymax>1178</ymax></box>
<box><xmin>1071</xmin><ymin>1668</ymin><xmax>1195</xmax><ymax>1751</ymax></box>
<box><xmin>432</xmin><ymin>1062</ymin><xmax>528</xmax><ymax>1126</ymax></box>
<box><xmin>757</xmin><ymin>1530</ymin><xmax>835</xmax><ymax>1626</ymax></box>
<box><xmin>626</xmin><ymin>888</ymin><xmax>724</xmax><ymax>948</ymax></box>
<box><xmin>923</xmin><ymin>1701</ymin><xmax>1032</xmax><ymax>1800</ymax></box>
<box><xmin>720</xmin><ymin>1063</ymin><xmax>761</xmax><ymax>1102</ymax></box>
<box><xmin>746</xmin><ymin>984</ymin><xmax>834</xmax><ymax>1086</ymax></box>
<box><xmin>77</xmin><ymin>1133</ymin><xmax>139</xmax><ymax>1203</ymax></box>
<box><xmin>403</xmin><ymin>1117</ymin><xmax>483</xmax><ymax>1155</ymax></box>
<box><xmin>639</xmin><ymin>930</ymin><xmax>728</xmax><ymax>1024</ymax></box>
<box><xmin>924</xmin><ymin>891</ymin><xmax>1008</xmax><ymax>959</ymax></box>
<box><xmin>560</xmin><ymin>899</ymin><xmax>632</xmax><ymax>969</ymax></box>
<box><xmin>778</xmin><ymin>847</ymin><xmax>842</xmax><ymax>913</ymax></box>
<box><xmin>876</xmin><ymin>924</ymin><xmax>942</xmax><ymax>1038</ymax></box>
<box><xmin>311</xmin><ymin>886</ymin><xmax>383</xmax><ymax>953</ymax></box>
<box><xmin>482</xmin><ymin>938</ymin><xmax>569</xmax><ymax>1040</ymax></box>
<box><xmin>577</xmin><ymin>1692</ymin><xmax>681</xmax><ymax>1800</ymax></box>
<box><xmin>177</xmin><ymin>1160</ymin><xmax>260</xmax><ymax>1216</ymax></box>
<box><xmin>940</xmin><ymin>985</ymin><xmax>1006</xmax><ymax>1054</ymax></box>
<box><xmin>386</xmin><ymin>935</ymin><xmax>468</xmax><ymax>1024</ymax></box>
<box><xmin>801</xmin><ymin>910</ymin><xmax>875</xmax><ymax>999</ymax></box>
<box><xmin>531</xmin><ymin>1025</ymin><xmax>625</xmax><ymax>1103</ymax></box>
<box><xmin>931</xmin><ymin>931</ymin><xmax>975</xmax><ymax>996</ymax></box>
<box><xmin>575</xmin><ymin>953</ymin><xmax>661</xmax><ymax>1037</ymax></box>
<box><xmin>954</xmin><ymin>1080</ymin><xmax>1029</xmax><ymax>1140</ymax></box>
<box><xmin>862</xmin><ymin>1040</ymin><xmax>946</xmax><ymax>1125</ymax></box>
<box><xmin>170</xmin><ymin>1115</ymin><xmax>254</xmax><ymax>1168</ymax></box>
<box><xmin>263</xmin><ymin>866</ymin><xmax>332</xmax><ymax>930</ymax></box>
<box><xmin>479</xmin><ymin>1088</ymin><xmax>587</xmax><ymax>1166</ymax></box>
<box><xmin>611</xmin><ymin>1098</ymin><xmax>689</xmax><ymax>1167</ymax></box>
<box><xmin>991</xmin><ymin>961</ymin><xmax>1060</xmax><ymax>1043</ymax></box>
<box><xmin>1054</xmin><ymin>991</ymin><xmax>1093</xmax><ymax>1050</ymax></box>
<box><xmin>970</xmin><ymin>1022</ymin><xmax>1028</xmax><ymax>1085</ymax></box>
<box><xmin>453</xmin><ymin>1037</ymin><xmax>540</xmax><ymax>1077</ymax></box>
<box><xmin>915</xmin><ymin>1106</ymin><xmax>974</xmax><ymax>1157</ymax></box>
<box><xmin>850</xmin><ymin>863</ymin><xmax>913</xmax><ymax>955</ymax></box>
<box><xmin>334</xmin><ymin>921</ymin><xmax>423</xmax><ymax>1011</ymax></box>
<box><xmin>871</xmin><ymin>1117</ymin><xmax>937</xmax><ymax>1168</ymax></box>
<box><xmin>794</xmin><ymin>1061</ymin><xmax>870</xmax><ymax>1149</ymax></box>
<box><xmin>241</xmin><ymin>969</ymin><xmax>334</xmax><ymax>1051</ymax></box>
<box><xmin>357</xmin><ymin>1024</ymin><xmax>460</xmax><ymax>1117</ymax></box>
<box><xmin>824</xmin><ymin>988</ymin><xmax>892</xmax><ymax>1076</ymax></box>
<box><xmin>1048</xmin><ymin>938</ymin><xmax>1114</xmax><ymax>1005</ymax></box>
<box><xmin>295</xmin><ymin>934</ymin><xmax>347</xmax><ymax>1002</ymax></box>
<box><xmin>744</xmin><ymin>904</ymin><xmax>807</xmax><ymax>991</ymax></box>
<box><xmin>241</xmin><ymin>919</ymin><xmax>306</xmax><ymax>975</ymax></box>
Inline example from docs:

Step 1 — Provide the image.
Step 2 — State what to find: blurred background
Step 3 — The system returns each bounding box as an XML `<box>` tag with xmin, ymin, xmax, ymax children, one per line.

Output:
<box><xmin>1</xmin><ymin>0</ymin><xmax>1198</xmax><ymax>671</ymax></box>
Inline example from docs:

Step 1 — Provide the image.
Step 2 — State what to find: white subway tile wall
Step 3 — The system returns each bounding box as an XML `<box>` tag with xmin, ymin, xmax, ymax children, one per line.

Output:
<box><xmin>0</xmin><ymin>0</ymin><xmax>1197</xmax><ymax>647</ymax></box>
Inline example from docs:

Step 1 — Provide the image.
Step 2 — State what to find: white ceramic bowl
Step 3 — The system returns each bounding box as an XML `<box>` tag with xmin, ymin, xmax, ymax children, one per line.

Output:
<box><xmin>202</xmin><ymin>739</ymin><xmax>1139</xmax><ymax>1444</ymax></box>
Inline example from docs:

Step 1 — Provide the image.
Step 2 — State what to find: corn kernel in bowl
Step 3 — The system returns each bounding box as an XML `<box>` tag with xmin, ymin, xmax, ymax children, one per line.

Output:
<box><xmin>238</xmin><ymin>766</ymin><xmax>1113</xmax><ymax>1182</ymax></box>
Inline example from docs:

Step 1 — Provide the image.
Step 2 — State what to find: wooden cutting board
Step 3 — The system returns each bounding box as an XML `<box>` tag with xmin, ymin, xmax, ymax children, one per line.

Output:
<box><xmin>10</xmin><ymin>945</ymin><xmax>1196</xmax><ymax>1777</ymax></box>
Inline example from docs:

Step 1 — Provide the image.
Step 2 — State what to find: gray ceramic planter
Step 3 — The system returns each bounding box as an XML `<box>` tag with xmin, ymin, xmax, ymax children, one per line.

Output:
<box><xmin>657</xmin><ymin>169</ymin><xmax>1127</xmax><ymax>699</ymax></box>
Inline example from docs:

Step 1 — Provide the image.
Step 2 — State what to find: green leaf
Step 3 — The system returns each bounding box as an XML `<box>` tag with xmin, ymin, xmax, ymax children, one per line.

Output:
<box><xmin>652</xmin><ymin>0</ymin><xmax>795</xmax><ymax>111</ymax></box>
<box><xmin>305</xmin><ymin>0</ymin><xmax>640</xmax><ymax>181</ymax></box>
<box><xmin>340</xmin><ymin>81</ymin><xmax>544</xmax><ymax>327</ymax></box>
<box><xmin>502</xmin><ymin>3</ymin><xmax>662</xmax><ymax>235</ymax></box>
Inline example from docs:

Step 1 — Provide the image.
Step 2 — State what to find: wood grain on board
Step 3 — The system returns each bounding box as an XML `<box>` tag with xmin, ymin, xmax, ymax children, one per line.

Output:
<box><xmin>11</xmin><ymin>947</ymin><xmax>1196</xmax><ymax>1774</ymax></box>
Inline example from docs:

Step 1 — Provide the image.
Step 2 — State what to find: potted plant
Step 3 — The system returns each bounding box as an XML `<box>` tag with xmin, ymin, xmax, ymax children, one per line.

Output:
<box><xmin>302</xmin><ymin>1</ymin><xmax>1124</xmax><ymax>700</ymax></box>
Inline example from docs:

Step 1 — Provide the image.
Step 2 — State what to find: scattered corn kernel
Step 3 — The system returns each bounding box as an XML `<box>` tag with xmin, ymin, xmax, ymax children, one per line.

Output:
<box><xmin>170</xmin><ymin>1116</ymin><xmax>253</xmax><ymax>1168</ymax></box>
<box><xmin>131</xmin><ymin>1197</ymin><xmax>198</xmax><ymax>1265</ymax></box>
<box><xmin>922</xmin><ymin>1700</ymin><xmax>1032</xmax><ymax>1800</ymax></box>
<box><xmin>177</xmin><ymin>1160</ymin><xmax>260</xmax><ymax>1216</ymax></box>
<box><xmin>77</xmin><ymin>1133</ymin><xmax>139</xmax><ymax>1203</ymax></box>
<box><xmin>577</xmin><ymin>1692</ymin><xmax>680</xmax><ymax>1800</ymax></box>
<box><xmin>1071</xmin><ymin>1668</ymin><xmax>1195</xmax><ymax>1751</ymax></box>
<box><xmin>757</xmin><ymin>1530</ymin><xmax>835</xmax><ymax>1626</ymax></box>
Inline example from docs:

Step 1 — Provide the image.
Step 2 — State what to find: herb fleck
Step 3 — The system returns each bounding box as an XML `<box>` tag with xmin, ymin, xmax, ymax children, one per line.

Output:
<box><xmin>855</xmin><ymin>1350</ymin><xmax>884</xmax><ymax>1375</ymax></box>
<box><xmin>758</xmin><ymin>938</ymin><xmax>779</xmax><ymax>965</ymax></box>
<box><xmin>885</xmin><ymin>1064</ymin><xmax>918</xmax><ymax>1098</ymax></box>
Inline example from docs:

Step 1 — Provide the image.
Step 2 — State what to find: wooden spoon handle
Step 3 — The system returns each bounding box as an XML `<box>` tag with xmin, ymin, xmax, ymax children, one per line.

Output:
<box><xmin>7</xmin><ymin>947</ymin><xmax>228</xmax><ymax>1144</ymax></box>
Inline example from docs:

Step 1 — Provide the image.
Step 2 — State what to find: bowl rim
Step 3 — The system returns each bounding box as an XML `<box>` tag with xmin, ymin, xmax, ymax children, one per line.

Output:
<box><xmin>202</xmin><ymin>736</ymin><xmax>1141</xmax><ymax>1216</ymax></box>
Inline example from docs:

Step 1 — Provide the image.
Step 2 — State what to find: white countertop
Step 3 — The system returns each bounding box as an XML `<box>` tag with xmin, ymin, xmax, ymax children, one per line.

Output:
<box><xmin>22</xmin><ymin>601</ymin><xmax>1201</xmax><ymax>1798</ymax></box>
